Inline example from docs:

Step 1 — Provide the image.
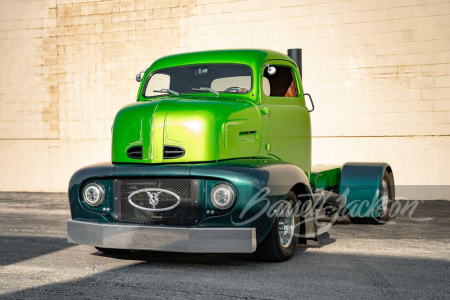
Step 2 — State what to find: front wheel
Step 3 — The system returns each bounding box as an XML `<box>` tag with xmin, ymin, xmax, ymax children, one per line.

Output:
<box><xmin>255</xmin><ymin>191</ymin><xmax>300</xmax><ymax>262</ymax></box>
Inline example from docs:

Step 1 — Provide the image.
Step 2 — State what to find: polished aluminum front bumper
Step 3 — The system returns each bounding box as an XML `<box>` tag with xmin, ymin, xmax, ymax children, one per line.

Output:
<box><xmin>67</xmin><ymin>220</ymin><xmax>257</xmax><ymax>253</ymax></box>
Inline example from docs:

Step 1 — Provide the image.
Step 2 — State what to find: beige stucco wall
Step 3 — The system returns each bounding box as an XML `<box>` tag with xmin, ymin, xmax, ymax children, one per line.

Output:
<box><xmin>0</xmin><ymin>0</ymin><xmax>449</xmax><ymax>199</ymax></box>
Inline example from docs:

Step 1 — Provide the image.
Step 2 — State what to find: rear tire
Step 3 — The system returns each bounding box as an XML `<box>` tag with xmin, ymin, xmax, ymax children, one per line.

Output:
<box><xmin>255</xmin><ymin>191</ymin><xmax>300</xmax><ymax>262</ymax></box>
<box><xmin>350</xmin><ymin>169</ymin><xmax>395</xmax><ymax>225</ymax></box>
<box><xmin>95</xmin><ymin>247</ymin><xmax>130</xmax><ymax>254</ymax></box>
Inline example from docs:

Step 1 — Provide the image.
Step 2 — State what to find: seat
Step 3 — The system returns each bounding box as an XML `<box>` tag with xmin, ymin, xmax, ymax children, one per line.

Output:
<box><xmin>284</xmin><ymin>81</ymin><xmax>296</xmax><ymax>97</ymax></box>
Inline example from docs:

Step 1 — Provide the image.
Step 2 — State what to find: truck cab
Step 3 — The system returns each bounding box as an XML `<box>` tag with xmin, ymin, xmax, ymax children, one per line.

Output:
<box><xmin>113</xmin><ymin>49</ymin><xmax>311</xmax><ymax>173</ymax></box>
<box><xmin>67</xmin><ymin>49</ymin><xmax>395</xmax><ymax>262</ymax></box>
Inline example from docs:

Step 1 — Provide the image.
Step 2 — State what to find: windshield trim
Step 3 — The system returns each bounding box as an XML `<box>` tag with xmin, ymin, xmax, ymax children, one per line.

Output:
<box><xmin>141</xmin><ymin>63</ymin><xmax>253</xmax><ymax>99</ymax></box>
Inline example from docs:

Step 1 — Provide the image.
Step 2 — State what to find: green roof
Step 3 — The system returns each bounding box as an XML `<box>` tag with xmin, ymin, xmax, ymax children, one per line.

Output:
<box><xmin>148</xmin><ymin>49</ymin><xmax>295</xmax><ymax>72</ymax></box>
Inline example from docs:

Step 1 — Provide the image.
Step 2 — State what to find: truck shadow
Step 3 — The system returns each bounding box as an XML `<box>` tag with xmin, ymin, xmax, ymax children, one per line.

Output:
<box><xmin>93</xmin><ymin>248</ymin><xmax>309</xmax><ymax>265</ymax></box>
<box><xmin>316</xmin><ymin>232</ymin><xmax>336</xmax><ymax>247</ymax></box>
<box><xmin>94</xmin><ymin>249</ymin><xmax>258</xmax><ymax>265</ymax></box>
<box><xmin>317</xmin><ymin>216</ymin><xmax>352</xmax><ymax>225</ymax></box>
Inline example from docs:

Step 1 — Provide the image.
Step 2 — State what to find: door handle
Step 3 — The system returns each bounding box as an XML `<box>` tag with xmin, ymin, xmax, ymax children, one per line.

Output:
<box><xmin>261</xmin><ymin>107</ymin><xmax>270</xmax><ymax>115</ymax></box>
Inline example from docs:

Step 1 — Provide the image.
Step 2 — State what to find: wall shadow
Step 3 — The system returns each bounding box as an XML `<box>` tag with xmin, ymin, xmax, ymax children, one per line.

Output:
<box><xmin>0</xmin><ymin>236</ymin><xmax>74</xmax><ymax>266</ymax></box>
<box><xmin>1</xmin><ymin>252</ymin><xmax>448</xmax><ymax>299</ymax></box>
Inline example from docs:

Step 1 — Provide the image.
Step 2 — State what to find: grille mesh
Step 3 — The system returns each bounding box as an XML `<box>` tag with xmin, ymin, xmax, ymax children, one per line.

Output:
<box><xmin>114</xmin><ymin>178</ymin><xmax>200</xmax><ymax>226</ymax></box>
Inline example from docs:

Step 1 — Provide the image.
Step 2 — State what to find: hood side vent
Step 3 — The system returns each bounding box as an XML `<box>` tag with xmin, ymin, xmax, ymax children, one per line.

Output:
<box><xmin>127</xmin><ymin>146</ymin><xmax>143</xmax><ymax>159</ymax></box>
<box><xmin>164</xmin><ymin>145</ymin><xmax>185</xmax><ymax>159</ymax></box>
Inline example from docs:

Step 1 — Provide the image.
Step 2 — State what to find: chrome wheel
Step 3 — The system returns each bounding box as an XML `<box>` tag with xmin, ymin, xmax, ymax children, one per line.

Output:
<box><xmin>380</xmin><ymin>179</ymin><xmax>389</xmax><ymax>214</ymax></box>
<box><xmin>255</xmin><ymin>191</ymin><xmax>299</xmax><ymax>261</ymax></box>
<box><xmin>278</xmin><ymin>201</ymin><xmax>295</xmax><ymax>248</ymax></box>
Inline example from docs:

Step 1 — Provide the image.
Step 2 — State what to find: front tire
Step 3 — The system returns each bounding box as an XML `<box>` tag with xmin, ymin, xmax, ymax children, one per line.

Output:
<box><xmin>255</xmin><ymin>191</ymin><xmax>300</xmax><ymax>262</ymax></box>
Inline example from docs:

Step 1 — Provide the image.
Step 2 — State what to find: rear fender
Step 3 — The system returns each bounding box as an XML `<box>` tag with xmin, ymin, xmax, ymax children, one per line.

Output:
<box><xmin>339</xmin><ymin>162</ymin><xmax>393</xmax><ymax>218</ymax></box>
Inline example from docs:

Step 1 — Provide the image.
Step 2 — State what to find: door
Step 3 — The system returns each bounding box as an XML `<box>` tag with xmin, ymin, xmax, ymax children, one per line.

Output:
<box><xmin>260</xmin><ymin>60</ymin><xmax>311</xmax><ymax>178</ymax></box>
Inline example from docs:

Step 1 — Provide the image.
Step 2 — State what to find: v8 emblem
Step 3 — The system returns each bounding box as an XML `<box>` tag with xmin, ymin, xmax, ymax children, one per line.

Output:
<box><xmin>146</xmin><ymin>191</ymin><xmax>162</xmax><ymax>209</ymax></box>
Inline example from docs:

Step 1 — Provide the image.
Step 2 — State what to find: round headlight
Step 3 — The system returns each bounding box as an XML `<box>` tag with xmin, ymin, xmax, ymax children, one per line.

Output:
<box><xmin>211</xmin><ymin>183</ymin><xmax>236</xmax><ymax>210</ymax></box>
<box><xmin>83</xmin><ymin>182</ymin><xmax>105</xmax><ymax>207</ymax></box>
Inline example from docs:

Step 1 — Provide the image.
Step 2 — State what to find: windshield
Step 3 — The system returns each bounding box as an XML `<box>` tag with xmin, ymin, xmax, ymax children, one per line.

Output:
<box><xmin>144</xmin><ymin>64</ymin><xmax>252</xmax><ymax>97</ymax></box>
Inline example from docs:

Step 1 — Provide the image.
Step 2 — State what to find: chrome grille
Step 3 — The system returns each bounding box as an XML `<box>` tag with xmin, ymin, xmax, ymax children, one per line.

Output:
<box><xmin>113</xmin><ymin>178</ymin><xmax>200</xmax><ymax>226</ymax></box>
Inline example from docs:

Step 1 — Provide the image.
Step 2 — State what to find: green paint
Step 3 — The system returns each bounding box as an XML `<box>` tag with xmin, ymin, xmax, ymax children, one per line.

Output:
<box><xmin>310</xmin><ymin>165</ymin><xmax>341</xmax><ymax>190</ymax></box>
<box><xmin>112</xmin><ymin>49</ymin><xmax>311</xmax><ymax>178</ymax></box>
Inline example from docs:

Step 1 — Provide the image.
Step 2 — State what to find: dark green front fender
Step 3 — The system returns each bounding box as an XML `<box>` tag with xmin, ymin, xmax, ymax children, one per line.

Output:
<box><xmin>68</xmin><ymin>159</ymin><xmax>315</xmax><ymax>244</ymax></box>
<box><xmin>189</xmin><ymin>159</ymin><xmax>315</xmax><ymax>242</ymax></box>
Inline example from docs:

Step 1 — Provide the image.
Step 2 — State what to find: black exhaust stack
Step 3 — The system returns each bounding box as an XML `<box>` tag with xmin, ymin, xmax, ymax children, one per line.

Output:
<box><xmin>287</xmin><ymin>48</ymin><xmax>302</xmax><ymax>78</ymax></box>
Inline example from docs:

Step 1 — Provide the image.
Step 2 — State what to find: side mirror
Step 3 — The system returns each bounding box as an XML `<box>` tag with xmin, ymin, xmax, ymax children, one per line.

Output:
<box><xmin>267</xmin><ymin>66</ymin><xmax>277</xmax><ymax>75</ymax></box>
<box><xmin>136</xmin><ymin>70</ymin><xmax>145</xmax><ymax>82</ymax></box>
<box><xmin>304</xmin><ymin>93</ymin><xmax>314</xmax><ymax>112</ymax></box>
<box><xmin>262</xmin><ymin>64</ymin><xmax>277</xmax><ymax>76</ymax></box>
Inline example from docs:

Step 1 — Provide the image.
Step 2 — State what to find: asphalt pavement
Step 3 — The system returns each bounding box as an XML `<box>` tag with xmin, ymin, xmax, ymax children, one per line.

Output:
<box><xmin>0</xmin><ymin>192</ymin><xmax>449</xmax><ymax>299</ymax></box>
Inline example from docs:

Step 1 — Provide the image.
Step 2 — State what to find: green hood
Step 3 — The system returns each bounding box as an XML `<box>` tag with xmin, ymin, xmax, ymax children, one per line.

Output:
<box><xmin>112</xmin><ymin>96</ymin><xmax>262</xmax><ymax>164</ymax></box>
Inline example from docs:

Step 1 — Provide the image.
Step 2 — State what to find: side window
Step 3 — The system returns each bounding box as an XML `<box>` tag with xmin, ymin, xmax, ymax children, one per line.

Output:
<box><xmin>263</xmin><ymin>66</ymin><xmax>297</xmax><ymax>97</ymax></box>
<box><xmin>145</xmin><ymin>73</ymin><xmax>170</xmax><ymax>97</ymax></box>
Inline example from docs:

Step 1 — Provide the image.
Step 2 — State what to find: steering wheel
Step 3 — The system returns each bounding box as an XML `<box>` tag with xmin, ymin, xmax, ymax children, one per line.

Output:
<box><xmin>224</xmin><ymin>87</ymin><xmax>240</xmax><ymax>93</ymax></box>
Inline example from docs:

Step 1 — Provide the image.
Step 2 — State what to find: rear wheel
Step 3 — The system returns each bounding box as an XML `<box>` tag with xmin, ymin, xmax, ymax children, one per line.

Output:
<box><xmin>95</xmin><ymin>247</ymin><xmax>130</xmax><ymax>254</ymax></box>
<box><xmin>255</xmin><ymin>191</ymin><xmax>300</xmax><ymax>262</ymax></box>
<box><xmin>350</xmin><ymin>169</ymin><xmax>395</xmax><ymax>224</ymax></box>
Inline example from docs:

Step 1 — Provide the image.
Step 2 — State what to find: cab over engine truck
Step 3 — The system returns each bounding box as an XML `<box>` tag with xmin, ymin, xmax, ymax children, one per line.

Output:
<box><xmin>67</xmin><ymin>49</ymin><xmax>395</xmax><ymax>262</ymax></box>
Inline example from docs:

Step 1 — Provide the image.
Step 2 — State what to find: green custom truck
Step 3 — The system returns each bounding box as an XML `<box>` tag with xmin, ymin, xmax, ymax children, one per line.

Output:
<box><xmin>67</xmin><ymin>49</ymin><xmax>395</xmax><ymax>262</ymax></box>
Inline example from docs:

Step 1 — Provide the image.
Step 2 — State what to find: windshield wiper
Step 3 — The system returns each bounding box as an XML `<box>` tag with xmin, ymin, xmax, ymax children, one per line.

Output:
<box><xmin>192</xmin><ymin>87</ymin><xmax>219</xmax><ymax>96</ymax></box>
<box><xmin>153</xmin><ymin>89</ymin><xmax>179</xmax><ymax>96</ymax></box>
